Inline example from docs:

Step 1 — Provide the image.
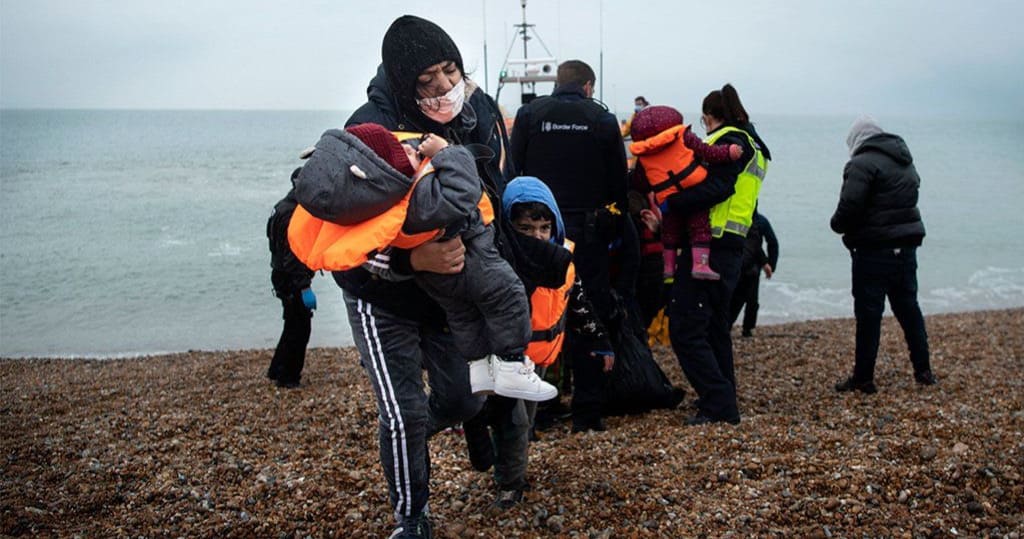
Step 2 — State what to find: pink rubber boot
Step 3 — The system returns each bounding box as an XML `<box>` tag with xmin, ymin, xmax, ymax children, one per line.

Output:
<box><xmin>691</xmin><ymin>246</ymin><xmax>721</xmax><ymax>280</ymax></box>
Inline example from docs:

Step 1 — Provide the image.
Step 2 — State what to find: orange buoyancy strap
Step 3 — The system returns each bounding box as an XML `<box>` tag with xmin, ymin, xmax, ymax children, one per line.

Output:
<box><xmin>629</xmin><ymin>125</ymin><xmax>708</xmax><ymax>205</ymax></box>
<box><xmin>527</xmin><ymin>239</ymin><xmax>576</xmax><ymax>368</ymax></box>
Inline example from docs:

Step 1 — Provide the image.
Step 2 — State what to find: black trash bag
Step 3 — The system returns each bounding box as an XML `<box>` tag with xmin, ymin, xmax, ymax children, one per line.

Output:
<box><xmin>603</xmin><ymin>297</ymin><xmax>685</xmax><ymax>416</ymax></box>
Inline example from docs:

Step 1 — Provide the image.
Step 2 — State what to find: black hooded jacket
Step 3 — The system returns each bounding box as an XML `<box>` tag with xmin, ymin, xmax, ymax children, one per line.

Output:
<box><xmin>334</xmin><ymin>67</ymin><xmax>512</xmax><ymax>324</ymax></box>
<box><xmin>830</xmin><ymin>133</ymin><xmax>925</xmax><ymax>249</ymax></box>
<box><xmin>267</xmin><ymin>186</ymin><xmax>314</xmax><ymax>296</ymax></box>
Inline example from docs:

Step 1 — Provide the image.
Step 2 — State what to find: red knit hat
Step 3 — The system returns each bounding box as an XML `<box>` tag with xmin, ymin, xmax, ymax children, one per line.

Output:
<box><xmin>345</xmin><ymin>123</ymin><xmax>416</xmax><ymax>178</ymax></box>
<box><xmin>630</xmin><ymin>105</ymin><xmax>684</xmax><ymax>142</ymax></box>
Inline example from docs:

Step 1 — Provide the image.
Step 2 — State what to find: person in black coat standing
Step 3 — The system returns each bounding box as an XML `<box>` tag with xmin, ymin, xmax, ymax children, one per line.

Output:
<box><xmin>730</xmin><ymin>211</ymin><xmax>779</xmax><ymax>337</ymax></box>
<box><xmin>266</xmin><ymin>170</ymin><xmax>316</xmax><ymax>388</ymax></box>
<box><xmin>509</xmin><ymin>59</ymin><xmax>630</xmax><ymax>432</ymax></box>
<box><xmin>830</xmin><ymin>115</ymin><xmax>937</xmax><ymax>394</ymax></box>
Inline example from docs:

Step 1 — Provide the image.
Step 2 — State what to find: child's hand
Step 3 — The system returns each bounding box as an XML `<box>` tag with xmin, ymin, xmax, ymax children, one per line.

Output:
<box><xmin>639</xmin><ymin>208</ymin><xmax>660</xmax><ymax>232</ymax></box>
<box><xmin>419</xmin><ymin>133</ymin><xmax>449</xmax><ymax>158</ymax></box>
<box><xmin>590</xmin><ymin>351</ymin><xmax>615</xmax><ymax>373</ymax></box>
<box><xmin>728</xmin><ymin>144</ymin><xmax>743</xmax><ymax>161</ymax></box>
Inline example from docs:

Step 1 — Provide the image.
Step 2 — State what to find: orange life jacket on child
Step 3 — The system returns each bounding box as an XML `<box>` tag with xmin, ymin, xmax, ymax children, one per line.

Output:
<box><xmin>526</xmin><ymin>239</ymin><xmax>576</xmax><ymax>368</ymax></box>
<box><xmin>287</xmin><ymin>159</ymin><xmax>495</xmax><ymax>272</ymax></box>
<box><xmin>628</xmin><ymin>124</ymin><xmax>708</xmax><ymax>205</ymax></box>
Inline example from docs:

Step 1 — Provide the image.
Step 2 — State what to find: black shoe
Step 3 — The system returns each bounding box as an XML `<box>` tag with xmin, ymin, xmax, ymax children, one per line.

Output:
<box><xmin>834</xmin><ymin>377</ymin><xmax>877</xmax><ymax>394</ymax></box>
<box><xmin>266</xmin><ymin>368</ymin><xmax>280</xmax><ymax>381</ymax></box>
<box><xmin>571</xmin><ymin>417</ymin><xmax>606</xmax><ymax>433</ymax></box>
<box><xmin>914</xmin><ymin>370</ymin><xmax>938</xmax><ymax>386</ymax></box>
<box><xmin>462</xmin><ymin>418</ymin><xmax>495</xmax><ymax>472</ymax></box>
<box><xmin>741</xmin><ymin>328</ymin><xmax>753</xmax><ymax>338</ymax></box>
<box><xmin>493</xmin><ymin>488</ymin><xmax>524</xmax><ymax>511</ymax></box>
<box><xmin>275</xmin><ymin>379</ymin><xmax>301</xmax><ymax>389</ymax></box>
<box><xmin>389</xmin><ymin>514</ymin><xmax>433</xmax><ymax>539</ymax></box>
<box><xmin>686</xmin><ymin>414</ymin><xmax>740</xmax><ymax>426</ymax></box>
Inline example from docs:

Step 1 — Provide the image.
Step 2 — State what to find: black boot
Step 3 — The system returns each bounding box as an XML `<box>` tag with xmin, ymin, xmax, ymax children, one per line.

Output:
<box><xmin>914</xmin><ymin>370</ymin><xmax>938</xmax><ymax>386</ymax></box>
<box><xmin>834</xmin><ymin>377</ymin><xmax>877</xmax><ymax>394</ymax></box>
<box><xmin>462</xmin><ymin>416</ymin><xmax>495</xmax><ymax>472</ymax></box>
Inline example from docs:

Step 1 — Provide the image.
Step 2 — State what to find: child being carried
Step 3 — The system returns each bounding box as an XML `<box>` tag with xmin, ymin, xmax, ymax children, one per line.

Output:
<box><xmin>628</xmin><ymin>106</ymin><xmax>744</xmax><ymax>281</ymax></box>
<box><xmin>290</xmin><ymin>123</ymin><xmax>556</xmax><ymax>402</ymax></box>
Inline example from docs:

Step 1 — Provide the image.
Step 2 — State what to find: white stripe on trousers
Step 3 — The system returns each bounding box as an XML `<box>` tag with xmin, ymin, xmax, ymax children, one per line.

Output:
<box><xmin>357</xmin><ymin>299</ymin><xmax>413</xmax><ymax>518</ymax></box>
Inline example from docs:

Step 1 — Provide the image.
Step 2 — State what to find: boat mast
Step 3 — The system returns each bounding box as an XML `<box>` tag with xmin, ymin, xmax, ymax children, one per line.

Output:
<box><xmin>496</xmin><ymin>0</ymin><xmax>557</xmax><ymax>105</ymax></box>
<box><xmin>483</xmin><ymin>1</ymin><xmax>489</xmax><ymax>94</ymax></box>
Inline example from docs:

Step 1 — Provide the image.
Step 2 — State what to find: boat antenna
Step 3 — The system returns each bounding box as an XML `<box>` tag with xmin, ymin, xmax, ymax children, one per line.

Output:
<box><xmin>599</xmin><ymin>0</ymin><xmax>604</xmax><ymax>101</ymax></box>
<box><xmin>482</xmin><ymin>0</ymin><xmax>489</xmax><ymax>94</ymax></box>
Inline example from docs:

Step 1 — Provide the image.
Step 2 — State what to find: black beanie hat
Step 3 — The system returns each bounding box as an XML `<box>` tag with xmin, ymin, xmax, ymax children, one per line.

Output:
<box><xmin>382</xmin><ymin>15</ymin><xmax>464</xmax><ymax>115</ymax></box>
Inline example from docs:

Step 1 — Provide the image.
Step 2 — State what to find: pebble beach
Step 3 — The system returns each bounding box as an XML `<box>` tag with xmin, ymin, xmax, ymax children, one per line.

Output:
<box><xmin>2</xmin><ymin>309</ymin><xmax>1022</xmax><ymax>537</ymax></box>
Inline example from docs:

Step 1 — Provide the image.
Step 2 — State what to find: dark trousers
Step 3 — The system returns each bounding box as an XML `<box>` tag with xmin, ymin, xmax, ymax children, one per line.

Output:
<box><xmin>465</xmin><ymin>392</ymin><xmax>532</xmax><ymax>491</ymax></box>
<box><xmin>268</xmin><ymin>292</ymin><xmax>312</xmax><ymax>384</ymax></box>
<box><xmin>636</xmin><ymin>253</ymin><xmax>666</xmax><ymax>329</ymax></box>
<box><xmin>729</xmin><ymin>270</ymin><xmax>761</xmax><ymax>333</ymax></box>
<box><xmin>344</xmin><ymin>293</ymin><xmax>485</xmax><ymax>522</ymax></box>
<box><xmin>564</xmin><ymin>221</ymin><xmax>614</xmax><ymax>421</ymax></box>
<box><xmin>566</xmin><ymin>335</ymin><xmax>608</xmax><ymax>422</ymax></box>
<box><xmin>850</xmin><ymin>247</ymin><xmax>931</xmax><ymax>382</ymax></box>
<box><xmin>669</xmin><ymin>243</ymin><xmax>743</xmax><ymax>421</ymax></box>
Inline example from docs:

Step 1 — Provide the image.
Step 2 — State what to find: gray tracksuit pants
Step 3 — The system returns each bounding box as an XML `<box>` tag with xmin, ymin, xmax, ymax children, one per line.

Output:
<box><xmin>344</xmin><ymin>292</ymin><xmax>485</xmax><ymax>522</ymax></box>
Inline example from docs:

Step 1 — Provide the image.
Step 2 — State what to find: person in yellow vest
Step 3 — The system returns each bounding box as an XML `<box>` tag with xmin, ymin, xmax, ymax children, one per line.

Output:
<box><xmin>663</xmin><ymin>84</ymin><xmax>771</xmax><ymax>426</ymax></box>
<box><xmin>629</xmin><ymin>104</ymin><xmax>744</xmax><ymax>281</ymax></box>
<box><xmin>292</xmin><ymin>122</ymin><xmax>557</xmax><ymax>404</ymax></box>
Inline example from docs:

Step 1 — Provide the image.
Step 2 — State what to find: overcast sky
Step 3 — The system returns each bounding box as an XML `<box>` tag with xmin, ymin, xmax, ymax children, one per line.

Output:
<box><xmin>2</xmin><ymin>0</ymin><xmax>1022</xmax><ymax>117</ymax></box>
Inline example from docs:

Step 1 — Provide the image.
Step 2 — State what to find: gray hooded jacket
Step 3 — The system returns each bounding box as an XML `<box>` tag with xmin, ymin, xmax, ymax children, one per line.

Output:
<box><xmin>293</xmin><ymin>129</ymin><xmax>482</xmax><ymax>237</ymax></box>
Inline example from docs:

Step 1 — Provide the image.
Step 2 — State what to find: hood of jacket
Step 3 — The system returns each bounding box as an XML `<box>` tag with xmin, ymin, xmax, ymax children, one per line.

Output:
<box><xmin>294</xmin><ymin>128</ymin><xmax>414</xmax><ymax>226</ymax></box>
<box><xmin>363</xmin><ymin>65</ymin><xmax>402</xmax><ymax>125</ymax></box>
<box><xmin>852</xmin><ymin>132</ymin><xmax>914</xmax><ymax>166</ymax></box>
<box><xmin>502</xmin><ymin>176</ymin><xmax>565</xmax><ymax>244</ymax></box>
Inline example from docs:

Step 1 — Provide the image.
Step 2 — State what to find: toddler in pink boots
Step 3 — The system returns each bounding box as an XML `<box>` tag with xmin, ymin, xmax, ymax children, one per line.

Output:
<box><xmin>629</xmin><ymin>105</ymin><xmax>743</xmax><ymax>281</ymax></box>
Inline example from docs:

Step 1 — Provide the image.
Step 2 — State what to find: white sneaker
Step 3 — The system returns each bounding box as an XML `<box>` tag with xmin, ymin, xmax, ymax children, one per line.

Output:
<box><xmin>493</xmin><ymin>357</ymin><xmax>558</xmax><ymax>402</ymax></box>
<box><xmin>469</xmin><ymin>355</ymin><xmax>496</xmax><ymax>395</ymax></box>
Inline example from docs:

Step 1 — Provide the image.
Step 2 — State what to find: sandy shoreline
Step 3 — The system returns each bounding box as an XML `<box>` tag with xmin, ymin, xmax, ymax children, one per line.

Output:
<box><xmin>2</xmin><ymin>309</ymin><xmax>1022</xmax><ymax>537</ymax></box>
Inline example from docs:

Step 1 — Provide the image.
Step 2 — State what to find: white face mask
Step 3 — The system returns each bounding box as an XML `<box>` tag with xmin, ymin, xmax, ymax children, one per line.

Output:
<box><xmin>416</xmin><ymin>78</ymin><xmax>466</xmax><ymax>124</ymax></box>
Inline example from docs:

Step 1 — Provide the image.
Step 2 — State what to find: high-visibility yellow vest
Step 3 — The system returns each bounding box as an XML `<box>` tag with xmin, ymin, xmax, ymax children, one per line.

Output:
<box><xmin>526</xmin><ymin>239</ymin><xmax>575</xmax><ymax>368</ymax></box>
<box><xmin>705</xmin><ymin>126</ymin><xmax>766</xmax><ymax>238</ymax></box>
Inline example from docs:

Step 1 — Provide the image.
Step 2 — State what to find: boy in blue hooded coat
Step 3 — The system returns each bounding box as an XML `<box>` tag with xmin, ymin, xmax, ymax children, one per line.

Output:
<box><xmin>463</xmin><ymin>177</ymin><xmax>615</xmax><ymax>510</ymax></box>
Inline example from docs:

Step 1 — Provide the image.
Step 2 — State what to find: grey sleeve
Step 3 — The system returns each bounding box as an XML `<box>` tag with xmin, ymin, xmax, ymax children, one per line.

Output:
<box><xmin>404</xmin><ymin>145</ymin><xmax>483</xmax><ymax>234</ymax></box>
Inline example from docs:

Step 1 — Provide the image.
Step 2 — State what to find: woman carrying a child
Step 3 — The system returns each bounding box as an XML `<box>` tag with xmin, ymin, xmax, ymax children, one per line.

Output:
<box><xmin>291</xmin><ymin>15</ymin><xmax>524</xmax><ymax>538</ymax></box>
<box><xmin>639</xmin><ymin>84</ymin><xmax>770</xmax><ymax>426</ymax></box>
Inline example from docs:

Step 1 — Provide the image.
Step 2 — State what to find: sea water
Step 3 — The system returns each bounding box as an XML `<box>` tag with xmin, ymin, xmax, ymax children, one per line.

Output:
<box><xmin>1</xmin><ymin>110</ymin><xmax>1022</xmax><ymax>357</ymax></box>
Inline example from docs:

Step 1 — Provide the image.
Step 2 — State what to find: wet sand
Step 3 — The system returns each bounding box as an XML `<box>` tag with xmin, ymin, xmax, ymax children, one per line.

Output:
<box><xmin>2</xmin><ymin>309</ymin><xmax>1022</xmax><ymax>537</ymax></box>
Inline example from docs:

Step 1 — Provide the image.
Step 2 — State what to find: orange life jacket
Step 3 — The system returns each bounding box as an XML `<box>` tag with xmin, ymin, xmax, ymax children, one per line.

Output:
<box><xmin>526</xmin><ymin>239</ymin><xmax>575</xmax><ymax>368</ymax></box>
<box><xmin>628</xmin><ymin>124</ymin><xmax>708</xmax><ymax>205</ymax></box>
<box><xmin>287</xmin><ymin>160</ymin><xmax>494</xmax><ymax>272</ymax></box>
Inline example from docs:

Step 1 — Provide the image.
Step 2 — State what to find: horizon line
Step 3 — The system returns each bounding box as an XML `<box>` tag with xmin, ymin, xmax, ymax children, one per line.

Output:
<box><xmin>0</xmin><ymin>107</ymin><xmax>991</xmax><ymax>120</ymax></box>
